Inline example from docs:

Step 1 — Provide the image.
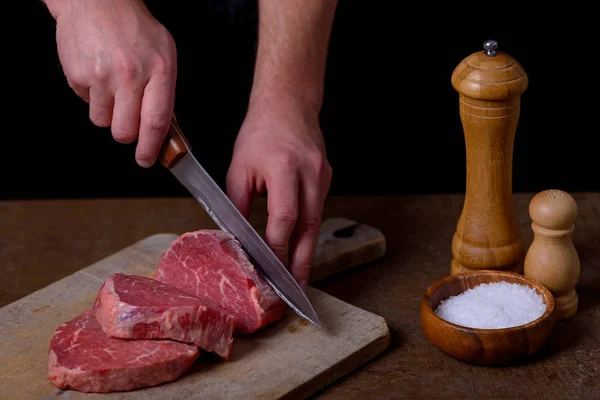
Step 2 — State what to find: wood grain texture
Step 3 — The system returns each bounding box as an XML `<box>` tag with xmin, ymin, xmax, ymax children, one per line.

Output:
<box><xmin>0</xmin><ymin>231</ymin><xmax>390</xmax><ymax>400</ymax></box>
<box><xmin>1</xmin><ymin>194</ymin><xmax>598</xmax><ymax>399</ymax></box>
<box><xmin>450</xmin><ymin>44</ymin><xmax>528</xmax><ymax>275</ymax></box>
<box><xmin>420</xmin><ymin>270</ymin><xmax>556</xmax><ymax>365</ymax></box>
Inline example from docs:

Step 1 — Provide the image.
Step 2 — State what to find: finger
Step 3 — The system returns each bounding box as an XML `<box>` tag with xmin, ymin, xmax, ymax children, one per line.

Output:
<box><xmin>136</xmin><ymin>74</ymin><xmax>175</xmax><ymax>167</ymax></box>
<box><xmin>265</xmin><ymin>168</ymin><xmax>299</xmax><ymax>266</ymax></box>
<box><xmin>226</xmin><ymin>163</ymin><xmax>254</xmax><ymax>220</ymax></box>
<box><xmin>288</xmin><ymin>177</ymin><xmax>325</xmax><ymax>290</ymax></box>
<box><xmin>88</xmin><ymin>85</ymin><xmax>114</xmax><ymax>128</ymax></box>
<box><xmin>111</xmin><ymin>87</ymin><xmax>143</xmax><ymax>144</ymax></box>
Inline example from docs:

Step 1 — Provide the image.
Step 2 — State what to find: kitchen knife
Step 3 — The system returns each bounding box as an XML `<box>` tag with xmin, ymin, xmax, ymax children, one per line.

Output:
<box><xmin>158</xmin><ymin>116</ymin><xmax>321</xmax><ymax>328</ymax></box>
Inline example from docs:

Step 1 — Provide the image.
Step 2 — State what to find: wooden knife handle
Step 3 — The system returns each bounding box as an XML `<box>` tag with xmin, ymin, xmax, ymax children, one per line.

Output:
<box><xmin>159</xmin><ymin>116</ymin><xmax>192</xmax><ymax>169</ymax></box>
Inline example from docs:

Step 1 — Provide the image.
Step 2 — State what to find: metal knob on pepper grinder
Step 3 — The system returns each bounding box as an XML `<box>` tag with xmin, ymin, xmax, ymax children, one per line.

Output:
<box><xmin>450</xmin><ymin>40</ymin><xmax>528</xmax><ymax>275</ymax></box>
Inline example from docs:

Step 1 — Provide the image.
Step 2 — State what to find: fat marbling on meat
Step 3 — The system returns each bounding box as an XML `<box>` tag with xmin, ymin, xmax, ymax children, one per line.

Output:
<box><xmin>154</xmin><ymin>230</ymin><xmax>287</xmax><ymax>335</ymax></box>
<box><xmin>47</xmin><ymin>309</ymin><xmax>198</xmax><ymax>393</ymax></box>
<box><xmin>93</xmin><ymin>273</ymin><xmax>237</xmax><ymax>359</ymax></box>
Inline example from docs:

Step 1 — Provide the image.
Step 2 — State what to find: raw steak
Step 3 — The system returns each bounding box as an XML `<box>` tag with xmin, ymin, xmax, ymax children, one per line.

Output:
<box><xmin>47</xmin><ymin>309</ymin><xmax>198</xmax><ymax>393</ymax></box>
<box><xmin>154</xmin><ymin>230</ymin><xmax>287</xmax><ymax>335</ymax></box>
<box><xmin>93</xmin><ymin>273</ymin><xmax>237</xmax><ymax>359</ymax></box>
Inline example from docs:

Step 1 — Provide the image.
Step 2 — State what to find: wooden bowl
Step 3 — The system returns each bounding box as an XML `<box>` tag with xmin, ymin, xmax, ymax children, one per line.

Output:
<box><xmin>420</xmin><ymin>270</ymin><xmax>556</xmax><ymax>365</ymax></box>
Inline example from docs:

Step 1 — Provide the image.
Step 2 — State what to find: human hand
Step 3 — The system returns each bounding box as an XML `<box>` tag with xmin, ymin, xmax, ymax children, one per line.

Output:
<box><xmin>52</xmin><ymin>0</ymin><xmax>177</xmax><ymax>167</ymax></box>
<box><xmin>226</xmin><ymin>98</ymin><xmax>333</xmax><ymax>290</ymax></box>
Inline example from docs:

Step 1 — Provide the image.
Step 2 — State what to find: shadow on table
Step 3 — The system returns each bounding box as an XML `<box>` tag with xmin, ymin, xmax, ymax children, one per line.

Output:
<box><xmin>478</xmin><ymin>314</ymin><xmax>591</xmax><ymax>369</ymax></box>
<box><xmin>574</xmin><ymin>235</ymin><xmax>600</xmax><ymax>314</ymax></box>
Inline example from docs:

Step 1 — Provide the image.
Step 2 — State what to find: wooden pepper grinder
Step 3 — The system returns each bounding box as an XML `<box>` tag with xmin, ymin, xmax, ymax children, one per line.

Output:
<box><xmin>524</xmin><ymin>189</ymin><xmax>580</xmax><ymax>319</ymax></box>
<box><xmin>450</xmin><ymin>40</ymin><xmax>528</xmax><ymax>275</ymax></box>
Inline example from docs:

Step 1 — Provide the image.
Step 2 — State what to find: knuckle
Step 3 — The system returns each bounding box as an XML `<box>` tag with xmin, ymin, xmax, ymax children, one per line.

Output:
<box><xmin>151</xmin><ymin>28</ymin><xmax>177</xmax><ymax>76</ymax></box>
<box><xmin>150</xmin><ymin>53</ymin><xmax>171</xmax><ymax>76</ymax></box>
<box><xmin>67</xmin><ymin>81</ymin><xmax>89</xmax><ymax>101</ymax></box>
<box><xmin>303</xmin><ymin>217</ymin><xmax>322</xmax><ymax>235</ymax></box>
<box><xmin>115</xmin><ymin>56</ymin><xmax>140</xmax><ymax>83</ymax></box>
<box><xmin>272</xmin><ymin>206</ymin><xmax>298</xmax><ymax>224</ymax></box>
<box><xmin>306</xmin><ymin>150</ymin><xmax>328</xmax><ymax>176</ymax></box>
<box><xmin>67</xmin><ymin>79</ymin><xmax>83</xmax><ymax>94</ymax></box>
<box><xmin>89</xmin><ymin>114</ymin><xmax>111</xmax><ymax>128</ymax></box>
<box><xmin>269</xmin><ymin>242</ymin><xmax>288</xmax><ymax>254</ymax></box>
<box><xmin>112</xmin><ymin>128</ymin><xmax>137</xmax><ymax>143</ymax></box>
<box><xmin>149</xmin><ymin>54</ymin><xmax>166</xmax><ymax>74</ymax></box>
<box><xmin>66</xmin><ymin>71</ymin><xmax>86</xmax><ymax>88</ymax></box>
<box><xmin>91</xmin><ymin>61</ymin><xmax>110</xmax><ymax>83</ymax></box>
<box><xmin>160</xmin><ymin>28</ymin><xmax>177</xmax><ymax>54</ymax></box>
<box><xmin>147</xmin><ymin>114</ymin><xmax>170</xmax><ymax>133</ymax></box>
<box><xmin>136</xmin><ymin>149</ymin><xmax>157</xmax><ymax>163</ymax></box>
<box><xmin>273</xmin><ymin>151</ymin><xmax>297</xmax><ymax>170</ymax></box>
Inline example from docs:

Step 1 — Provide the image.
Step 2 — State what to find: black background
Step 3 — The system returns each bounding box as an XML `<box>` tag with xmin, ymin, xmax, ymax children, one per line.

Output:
<box><xmin>4</xmin><ymin>2</ymin><xmax>598</xmax><ymax>200</ymax></box>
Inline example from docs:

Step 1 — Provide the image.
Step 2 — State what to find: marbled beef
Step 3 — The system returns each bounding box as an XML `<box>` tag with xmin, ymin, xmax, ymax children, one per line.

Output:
<box><xmin>93</xmin><ymin>273</ymin><xmax>237</xmax><ymax>359</ymax></box>
<box><xmin>154</xmin><ymin>230</ymin><xmax>287</xmax><ymax>334</ymax></box>
<box><xmin>47</xmin><ymin>309</ymin><xmax>198</xmax><ymax>393</ymax></box>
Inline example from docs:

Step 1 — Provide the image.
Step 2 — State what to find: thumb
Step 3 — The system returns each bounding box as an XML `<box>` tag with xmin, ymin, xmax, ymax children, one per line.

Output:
<box><xmin>226</xmin><ymin>163</ymin><xmax>253</xmax><ymax>220</ymax></box>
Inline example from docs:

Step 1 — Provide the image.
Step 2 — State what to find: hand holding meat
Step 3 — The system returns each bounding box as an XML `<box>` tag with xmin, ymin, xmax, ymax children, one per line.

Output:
<box><xmin>50</xmin><ymin>0</ymin><xmax>177</xmax><ymax>168</ymax></box>
<box><xmin>226</xmin><ymin>98</ymin><xmax>333</xmax><ymax>290</ymax></box>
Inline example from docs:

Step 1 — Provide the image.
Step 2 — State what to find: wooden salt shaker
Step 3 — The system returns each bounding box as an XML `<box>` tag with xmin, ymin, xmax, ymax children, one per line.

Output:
<box><xmin>450</xmin><ymin>40</ymin><xmax>528</xmax><ymax>275</ymax></box>
<box><xmin>524</xmin><ymin>189</ymin><xmax>580</xmax><ymax>319</ymax></box>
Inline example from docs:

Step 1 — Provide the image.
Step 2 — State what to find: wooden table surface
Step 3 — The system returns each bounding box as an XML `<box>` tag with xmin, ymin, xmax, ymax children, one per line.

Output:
<box><xmin>1</xmin><ymin>193</ymin><xmax>599</xmax><ymax>399</ymax></box>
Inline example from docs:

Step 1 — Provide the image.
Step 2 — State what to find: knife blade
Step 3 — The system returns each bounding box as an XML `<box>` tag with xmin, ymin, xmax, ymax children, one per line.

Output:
<box><xmin>158</xmin><ymin>116</ymin><xmax>321</xmax><ymax>328</ymax></box>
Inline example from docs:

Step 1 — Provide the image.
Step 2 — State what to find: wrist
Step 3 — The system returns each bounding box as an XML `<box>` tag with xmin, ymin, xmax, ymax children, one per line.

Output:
<box><xmin>41</xmin><ymin>0</ymin><xmax>70</xmax><ymax>19</ymax></box>
<box><xmin>247</xmin><ymin>81</ymin><xmax>324</xmax><ymax>125</ymax></box>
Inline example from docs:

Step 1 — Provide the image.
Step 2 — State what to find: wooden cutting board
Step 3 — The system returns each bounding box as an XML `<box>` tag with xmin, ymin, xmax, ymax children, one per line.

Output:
<box><xmin>0</xmin><ymin>218</ymin><xmax>389</xmax><ymax>400</ymax></box>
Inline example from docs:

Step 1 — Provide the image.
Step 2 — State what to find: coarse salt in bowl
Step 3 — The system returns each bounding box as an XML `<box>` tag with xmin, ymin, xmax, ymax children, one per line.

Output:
<box><xmin>434</xmin><ymin>280</ymin><xmax>547</xmax><ymax>329</ymax></box>
<box><xmin>420</xmin><ymin>270</ymin><xmax>556</xmax><ymax>365</ymax></box>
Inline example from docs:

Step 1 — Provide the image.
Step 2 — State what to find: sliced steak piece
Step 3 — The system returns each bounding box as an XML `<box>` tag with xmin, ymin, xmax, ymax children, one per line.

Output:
<box><xmin>93</xmin><ymin>273</ymin><xmax>237</xmax><ymax>359</ymax></box>
<box><xmin>154</xmin><ymin>230</ymin><xmax>287</xmax><ymax>335</ymax></box>
<box><xmin>47</xmin><ymin>309</ymin><xmax>198</xmax><ymax>393</ymax></box>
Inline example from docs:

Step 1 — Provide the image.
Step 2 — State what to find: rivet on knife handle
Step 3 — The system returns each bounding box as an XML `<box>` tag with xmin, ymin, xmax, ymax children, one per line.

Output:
<box><xmin>159</xmin><ymin>116</ymin><xmax>192</xmax><ymax>169</ymax></box>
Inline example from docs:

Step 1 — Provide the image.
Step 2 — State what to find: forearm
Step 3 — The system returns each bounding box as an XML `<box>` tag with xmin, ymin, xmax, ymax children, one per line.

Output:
<box><xmin>249</xmin><ymin>0</ymin><xmax>338</xmax><ymax>117</ymax></box>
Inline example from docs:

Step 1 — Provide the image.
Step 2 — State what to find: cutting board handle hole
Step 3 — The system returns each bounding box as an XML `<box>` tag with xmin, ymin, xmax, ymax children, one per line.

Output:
<box><xmin>333</xmin><ymin>224</ymin><xmax>358</xmax><ymax>238</ymax></box>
